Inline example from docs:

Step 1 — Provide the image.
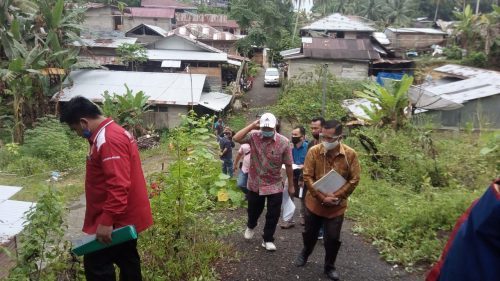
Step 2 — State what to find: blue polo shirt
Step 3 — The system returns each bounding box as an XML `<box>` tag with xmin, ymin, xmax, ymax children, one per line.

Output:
<box><xmin>292</xmin><ymin>141</ymin><xmax>308</xmax><ymax>165</ymax></box>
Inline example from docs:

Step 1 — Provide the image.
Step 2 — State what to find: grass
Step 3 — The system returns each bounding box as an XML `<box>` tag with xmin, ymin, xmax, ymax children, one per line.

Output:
<box><xmin>0</xmin><ymin>168</ymin><xmax>85</xmax><ymax>202</ymax></box>
<box><xmin>347</xmin><ymin>173</ymin><xmax>479</xmax><ymax>270</ymax></box>
<box><xmin>0</xmin><ymin>145</ymin><xmax>171</xmax><ymax>202</ymax></box>
<box><xmin>226</xmin><ymin>113</ymin><xmax>247</xmax><ymax>132</ymax></box>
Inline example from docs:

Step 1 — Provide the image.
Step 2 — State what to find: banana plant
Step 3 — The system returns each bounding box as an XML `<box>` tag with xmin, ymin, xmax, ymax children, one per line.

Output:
<box><xmin>355</xmin><ymin>74</ymin><xmax>414</xmax><ymax>130</ymax></box>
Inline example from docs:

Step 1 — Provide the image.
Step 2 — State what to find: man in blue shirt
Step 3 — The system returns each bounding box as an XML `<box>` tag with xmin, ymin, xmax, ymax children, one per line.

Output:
<box><xmin>219</xmin><ymin>131</ymin><xmax>234</xmax><ymax>177</ymax></box>
<box><xmin>281</xmin><ymin>126</ymin><xmax>308</xmax><ymax>229</ymax></box>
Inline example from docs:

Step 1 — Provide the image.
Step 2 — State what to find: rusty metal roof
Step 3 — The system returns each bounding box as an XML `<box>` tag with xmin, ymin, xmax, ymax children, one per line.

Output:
<box><xmin>141</xmin><ymin>0</ymin><xmax>196</xmax><ymax>9</ymax></box>
<box><xmin>126</xmin><ymin>7</ymin><xmax>175</xmax><ymax>19</ymax></box>
<box><xmin>302</xmin><ymin>38</ymin><xmax>380</xmax><ymax>60</ymax></box>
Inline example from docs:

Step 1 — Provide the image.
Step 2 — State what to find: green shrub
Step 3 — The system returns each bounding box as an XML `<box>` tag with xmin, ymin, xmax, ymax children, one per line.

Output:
<box><xmin>0</xmin><ymin>143</ymin><xmax>20</xmax><ymax>169</ymax></box>
<box><xmin>462</xmin><ymin>51</ymin><xmax>487</xmax><ymax>67</ymax></box>
<box><xmin>348</xmin><ymin>175</ymin><xmax>478</xmax><ymax>270</ymax></box>
<box><xmin>6</xmin><ymin>156</ymin><xmax>49</xmax><ymax>176</ymax></box>
<box><xmin>272</xmin><ymin>72</ymin><xmax>363</xmax><ymax>124</ymax></box>
<box><xmin>444</xmin><ymin>45</ymin><xmax>463</xmax><ymax>60</ymax></box>
<box><xmin>22</xmin><ymin>116</ymin><xmax>86</xmax><ymax>171</ymax></box>
<box><xmin>139</xmin><ymin>113</ymin><xmax>241</xmax><ymax>280</ymax></box>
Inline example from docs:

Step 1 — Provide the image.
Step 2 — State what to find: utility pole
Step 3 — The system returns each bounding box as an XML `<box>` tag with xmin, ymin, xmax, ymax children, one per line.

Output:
<box><xmin>322</xmin><ymin>64</ymin><xmax>328</xmax><ymax>117</ymax></box>
<box><xmin>476</xmin><ymin>0</ymin><xmax>481</xmax><ymax>14</ymax></box>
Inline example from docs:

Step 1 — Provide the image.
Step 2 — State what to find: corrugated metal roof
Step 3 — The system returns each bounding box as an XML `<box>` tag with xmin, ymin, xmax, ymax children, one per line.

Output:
<box><xmin>147</xmin><ymin>49</ymin><xmax>227</xmax><ymax>61</ymax></box>
<box><xmin>341</xmin><ymin>98</ymin><xmax>379</xmax><ymax>121</ymax></box>
<box><xmin>0</xmin><ymin>186</ymin><xmax>35</xmax><ymax>244</ymax></box>
<box><xmin>301</xmin><ymin>13</ymin><xmax>375</xmax><ymax>32</ymax></box>
<box><xmin>151</xmin><ymin>33</ymin><xmax>225</xmax><ymax>53</ymax></box>
<box><xmin>141</xmin><ymin>0</ymin><xmax>196</xmax><ymax>9</ymax></box>
<box><xmin>410</xmin><ymin>68</ymin><xmax>500</xmax><ymax>110</ymax></box>
<box><xmin>372</xmin><ymin>32</ymin><xmax>390</xmax><ymax>45</ymax></box>
<box><xmin>169</xmin><ymin>23</ymin><xmax>238</xmax><ymax>41</ymax></box>
<box><xmin>302</xmin><ymin>38</ymin><xmax>380</xmax><ymax>60</ymax></box>
<box><xmin>386</xmin><ymin>28</ymin><xmax>446</xmax><ymax>35</ymax></box>
<box><xmin>433</xmin><ymin>64</ymin><xmax>500</xmax><ymax>78</ymax></box>
<box><xmin>175</xmin><ymin>13</ymin><xmax>240</xmax><ymax>29</ymax></box>
<box><xmin>55</xmin><ymin>70</ymin><xmax>207</xmax><ymax>105</ymax></box>
<box><xmin>127</xmin><ymin>7</ymin><xmax>175</xmax><ymax>19</ymax></box>
<box><xmin>199</xmin><ymin>92</ymin><xmax>232</xmax><ymax>112</ymax></box>
<box><xmin>280</xmin><ymin>48</ymin><xmax>301</xmax><ymax>57</ymax></box>
<box><xmin>73</xmin><ymin>37</ymin><xmax>138</xmax><ymax>48</ymax></box>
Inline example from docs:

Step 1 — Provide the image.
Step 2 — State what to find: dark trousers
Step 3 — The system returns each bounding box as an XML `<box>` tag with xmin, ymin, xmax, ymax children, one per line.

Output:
<box><xmin>302</xmin><ymin>209</ymin><xmax>344</xmax><ymax>270</ymax></box>
<box><xmin>247</xmin><ymin>191</ymin><xmax>283</xmax><ymax>242</ymax></box>
<box><xmin>84</xmin><ymin>239</ymin><xmax>142</xmax><ymax>281</ymax></box>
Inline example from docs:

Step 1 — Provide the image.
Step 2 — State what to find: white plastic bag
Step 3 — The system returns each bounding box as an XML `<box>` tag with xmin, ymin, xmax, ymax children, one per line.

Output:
<box><xmin>282</xmin><ymin>178</ymin><xmax>296</xmax><ymax>222</ymax></box>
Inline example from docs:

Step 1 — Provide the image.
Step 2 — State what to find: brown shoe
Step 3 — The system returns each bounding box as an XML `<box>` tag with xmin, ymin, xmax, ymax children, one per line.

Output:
<box><xmin>280</xmin><ymin>221</ymin><xmax>295</xmax><ymax>229</ymax></box>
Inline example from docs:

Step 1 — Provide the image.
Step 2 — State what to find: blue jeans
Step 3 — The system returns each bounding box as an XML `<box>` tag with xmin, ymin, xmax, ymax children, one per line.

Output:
<box><xmin>222</xmin><ymin>159</ymin><xmax>233</xmax><ymax>177</ymax></box>
<box><xmin>237</xmin><ymin>170</ymin><xmax>249</xmax><ymax>194</ymax></box>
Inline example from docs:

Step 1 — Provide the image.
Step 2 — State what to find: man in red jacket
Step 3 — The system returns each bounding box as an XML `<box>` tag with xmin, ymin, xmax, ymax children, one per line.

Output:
<box><xmin>60</xmin><ymin>96</ymin><xmax>153</xmax><ymax>281</ymax></box>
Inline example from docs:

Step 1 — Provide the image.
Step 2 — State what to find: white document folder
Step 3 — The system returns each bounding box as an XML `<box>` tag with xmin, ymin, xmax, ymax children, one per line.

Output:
<box><xmin>312</xmin><ymin>169</ymin><xmax>346</xmax><ymax>194</ymax></box>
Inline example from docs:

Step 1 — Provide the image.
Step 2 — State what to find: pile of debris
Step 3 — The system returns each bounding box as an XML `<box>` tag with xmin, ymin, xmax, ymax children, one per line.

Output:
<box><xmin>137</xmin><ymin>134</ymin><xmax>160</xmax><ymax>150</ymax></box>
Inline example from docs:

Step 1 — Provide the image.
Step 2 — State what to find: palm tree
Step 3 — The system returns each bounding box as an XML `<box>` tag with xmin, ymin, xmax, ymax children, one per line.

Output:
<box><xmin>383</xmin><ymin>0</ymin><xmax>416</xmax><ymax>26</ymax></box>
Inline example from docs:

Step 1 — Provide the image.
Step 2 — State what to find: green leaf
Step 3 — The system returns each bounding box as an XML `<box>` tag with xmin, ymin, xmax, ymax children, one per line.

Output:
<box><xmin>218</xmin><ymin>174</ymin><xmax>230</xmax><ymax>180</ymax></box>
<box><xmin>214</xmin><ymin>180</ymin><xmax>226</xmax><ymax>187</ymax></box>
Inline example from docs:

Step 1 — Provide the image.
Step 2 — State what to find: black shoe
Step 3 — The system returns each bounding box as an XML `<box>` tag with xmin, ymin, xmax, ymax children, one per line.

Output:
<box><xmin>324</xmin><ymin>268</ymin><xmax>339</xmax><ymax>280</ymax></box>
<box><xmin>294</xmin><ymin>252</ymin><xmax>308</xmax><ymax>267</ymax></box>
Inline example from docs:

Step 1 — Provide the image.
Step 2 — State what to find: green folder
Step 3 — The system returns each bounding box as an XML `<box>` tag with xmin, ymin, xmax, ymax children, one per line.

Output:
<box><xmin>71</xmin><ymin>225</ymin><xmax>138</xmax><ymax>256</ymax></box>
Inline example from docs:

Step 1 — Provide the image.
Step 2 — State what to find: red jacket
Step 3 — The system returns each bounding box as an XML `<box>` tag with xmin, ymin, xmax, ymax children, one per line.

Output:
<box><xmin>83</xmin><ymin>118</ymin><xmax>153</xmax><ymax>234</ymax></box>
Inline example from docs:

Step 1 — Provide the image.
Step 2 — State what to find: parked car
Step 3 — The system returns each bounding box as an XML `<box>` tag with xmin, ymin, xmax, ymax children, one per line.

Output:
<box><xmin>264</xmin><ymin>67</ymin><xmax>281</xmax><ymax>87</ymax></box>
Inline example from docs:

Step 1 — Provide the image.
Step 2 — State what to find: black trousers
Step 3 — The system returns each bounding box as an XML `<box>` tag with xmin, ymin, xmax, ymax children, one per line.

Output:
<box><xmin>84</xmin><ymin>239</ymin><xmax>142</xmax><ymax>281</ymax></box>
<box><xmin>302</xmin><ymin>209</ymin><xmax>344</xmax><ymax>270</ymax></box>
<box><xmin>247</xmin><ymin>191</ymin><xmax>283</xmax><ymax>242</ymax></box>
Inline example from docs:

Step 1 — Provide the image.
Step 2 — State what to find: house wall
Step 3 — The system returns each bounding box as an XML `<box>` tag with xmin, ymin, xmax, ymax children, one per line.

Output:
<box><xmin>83</xmin><ymin>7</ymin><xmax>115</xmax><ymax>31</ymax></box>
<box><xmin>143</xmin><ymin>105</ymin><xmax>189</xmax><ymax>129</ymax></box>
<box><xmin>423</xmin><ymin>95</ymin><xmax>500</xmax><ymax>129</ymax></box>
<box><xmin>121</xmin><ymin>17</ymin><xmax>172</xmax><ymax>33</ymax></box>
<box><xmin>385</xmin><ymin>30</ymin><xmax>446</xmax><ymax>49</ymax></box>
<box><xmin>287</xmin><ymin>58</ymin><xmax>368</xmax><ymax>80</ymax></box>
<box><xmin>190</xmin><ymin>66</ymin><xmax>222</xmax><ymax>91</ymax></box>
<box><xmin>200</xmin><ymin>40</ymin><xmax>238</xmax><ymax>55</ymax></box>
<box><xmin>168</xmin><ymin>105</ymin><xmax>189</xmax><ymax>128</ymax></box>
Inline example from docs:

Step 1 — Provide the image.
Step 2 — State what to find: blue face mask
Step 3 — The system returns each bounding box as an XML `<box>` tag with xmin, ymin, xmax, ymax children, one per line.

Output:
<box><xmin>82</xmin><ymin>128</ymin><xmax>92</xmax><ymax>139</ymax></box>
<box><xmin>262</xmin><ymin>130</ymin><xmax>275</xmax><ymax>138</ymax></box>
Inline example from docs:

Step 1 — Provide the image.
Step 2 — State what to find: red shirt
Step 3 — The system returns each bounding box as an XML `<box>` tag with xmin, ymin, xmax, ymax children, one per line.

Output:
<box><xmin>83</xmin><ymin>118</ymin><xmax>153</xmax><ymax>234</ymax></box>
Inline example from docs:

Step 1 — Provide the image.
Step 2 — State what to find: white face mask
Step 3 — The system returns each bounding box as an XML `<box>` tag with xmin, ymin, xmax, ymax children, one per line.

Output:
<box><xmin>323</xmin><ymin>141</ymin><xmax>339</xmax><ymax>151</ymax></box>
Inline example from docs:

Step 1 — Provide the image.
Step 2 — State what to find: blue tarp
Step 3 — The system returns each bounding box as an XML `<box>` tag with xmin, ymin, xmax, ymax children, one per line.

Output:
<box><xmin>376</xmin><ymin>72</ymin><xmax>405</xmax><ymax>85</ymax></box>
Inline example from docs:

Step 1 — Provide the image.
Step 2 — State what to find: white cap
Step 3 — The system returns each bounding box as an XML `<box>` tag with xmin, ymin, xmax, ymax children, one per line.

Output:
<box><xmin>259</xmin><ymin>113</ymin><xmax>277</xmax><ymax>128</ymax></box>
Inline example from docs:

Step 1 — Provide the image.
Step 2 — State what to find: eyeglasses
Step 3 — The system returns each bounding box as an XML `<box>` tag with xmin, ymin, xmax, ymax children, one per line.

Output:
<box><xmin>319</xmin><ymin>135</ymin><xmax>341</xmax><ymax>142</ymax></box>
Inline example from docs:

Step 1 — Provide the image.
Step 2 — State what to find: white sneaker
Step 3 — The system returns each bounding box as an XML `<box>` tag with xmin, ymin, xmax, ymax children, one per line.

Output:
<box><xmin>244</xmin><ymin>227</ymin><xmax>255</xmax><ymax>240</ymax></box>
<box><xmin>261</xmin><ymin>241</ymin><xmax>277</xmax><ymax>251</ymax></box>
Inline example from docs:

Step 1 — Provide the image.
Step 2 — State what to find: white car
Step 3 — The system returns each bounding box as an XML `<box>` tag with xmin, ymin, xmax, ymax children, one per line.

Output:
<box><xmin>264</xmin><ymin>68</ymin><xmax>281</xmax><ymax>87</ymax></box>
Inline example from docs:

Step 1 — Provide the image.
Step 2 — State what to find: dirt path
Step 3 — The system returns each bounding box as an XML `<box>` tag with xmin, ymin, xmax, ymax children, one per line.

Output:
<box><xmin>220</xmin><ymin>69</ymin><xmax>423</xmax><ymax>281</ymax></box>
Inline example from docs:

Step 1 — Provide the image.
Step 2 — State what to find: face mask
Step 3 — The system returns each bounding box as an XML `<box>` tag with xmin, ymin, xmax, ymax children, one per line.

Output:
<box><xmin>322</xmin><ymin>141</ymin><xmax>339</xmax><ymax>151</ymax></box>
<box><xmin>262</xmin><ymin>130</ymin><xmax>275</xmax><ymax>138</ymax></box>
<box><xmin>291</xmin><ymin>136</ymin><xmax>301</xmax><ymax>144</ymax></box>
<box><xmin>82</xmin><ymin>128</ymin><xmax>92</xmax><ymax>139</ymax></box>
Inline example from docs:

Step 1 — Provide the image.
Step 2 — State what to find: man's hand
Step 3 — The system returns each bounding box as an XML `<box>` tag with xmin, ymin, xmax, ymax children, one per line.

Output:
<box><xmin>494</xmin><ymin>183</ymin><xmax>499</xmax><ymax>193</ymax></box>
<box><xmin>322</xmin><ymin>196</ymin><xmax>340</xmax><ymax>207</ymax></box>
<box><xmin>96</xmin><ymin>224</ymin><xmax>113</xmax><ymax>245</ymax></box>
<box><xmin>251</xmin><ymin>119</ymin><xmax>260</xmax><ymax>130</ymax></box>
